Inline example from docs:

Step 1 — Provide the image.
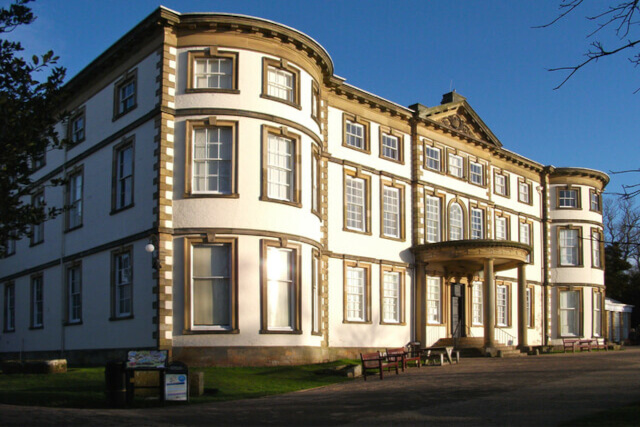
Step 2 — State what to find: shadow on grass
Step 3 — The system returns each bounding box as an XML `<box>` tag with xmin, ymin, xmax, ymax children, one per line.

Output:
<box><xmin>0</xmin><ymin>361</ymin><xmax>357</xmax><ymax>409</ymax></box>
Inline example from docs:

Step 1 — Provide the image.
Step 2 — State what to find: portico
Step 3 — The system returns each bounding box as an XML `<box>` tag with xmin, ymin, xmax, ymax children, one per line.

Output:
<box><xmin>412</xmin><ymin>240</ymin><xmax>531</xmax><ymax>356</ymax></box>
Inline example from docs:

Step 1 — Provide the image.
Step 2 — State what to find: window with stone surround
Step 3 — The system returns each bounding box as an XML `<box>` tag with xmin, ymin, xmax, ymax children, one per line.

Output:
<box><xmin>344</xmin><ymin>261</ymin><xmax>371</xmax><ymax>323</ymax></box>
<box><xmin>262</xmin><ymin>58</ymin><xmax>300</xmax><ymax>109</ymax></box>
<box><xmin>260</xmin><ymin>239</ymin><xmax>301</xmax><ymax>333</ymax></box>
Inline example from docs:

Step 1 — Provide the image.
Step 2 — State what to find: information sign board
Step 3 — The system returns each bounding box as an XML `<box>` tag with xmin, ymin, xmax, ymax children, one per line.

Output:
<box><xmin>165</xmin><ymin>373</ymin><xmax>188</xmax><ymax>401</ymax></box>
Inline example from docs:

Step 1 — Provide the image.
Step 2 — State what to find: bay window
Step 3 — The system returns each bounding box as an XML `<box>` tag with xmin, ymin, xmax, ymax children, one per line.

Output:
<box><xmin>558</xmin><ymin>226</ymin><xmax>581</xmax><ymax>266</ymax></box>
<box><xmin>262</xmin><ymin>127</ymin><xmax>300</xmax><ymax>205</ymax></box>
<box><xmin>188</xmin><ymin>49</ymin><xmax>238</xmax><ymax>92</ymax></box>
<box><xmin>559</xmin><ymin>289</ymin><xmax>581</xmax><ymax>337</ymax></box>
<box><xmin>558</xmin><ymin>188</ymin><xmax>579</xmax><ymax>208</ymax></box>
<box><xmin>261</xmin><ymin>240</ymin><xmax>300</xmax><ymax>333</ymax></box>
<box><xmin>262</xmin><ymin>58</ymin><xmax>300</xmax><ymax>107</ymax></box>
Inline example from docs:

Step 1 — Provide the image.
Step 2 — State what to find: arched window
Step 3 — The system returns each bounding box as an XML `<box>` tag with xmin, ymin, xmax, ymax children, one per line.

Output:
<box><xmin>449</xmin><ymin>203</ymin><xmax>463</xmax><ymax>240</ymax></box>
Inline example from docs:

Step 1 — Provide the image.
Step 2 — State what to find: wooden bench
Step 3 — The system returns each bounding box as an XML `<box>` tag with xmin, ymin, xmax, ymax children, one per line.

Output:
<box><xmin>562</xmin><ymin>338</ymin><xmax>580</xmax><ymax>353</ymax></box>
<box><xmin>385</xmin><ymin>348</ymin><xmax>407</xmax><ymax>372</ymax></box>
<box><xmin>404</xmin><ymin>343</ymin><xmax>422</xmax><ymax>369</ymax></box>
<box><xmin>593</xmin><ymin>338</ymin><xmax>608</xmax><ymax>351</ymax></box>
<box><xmin>360</xmin><ymin>352</ymin><xmax>399</xmax><ymax>380</ymax></box>
<box><xmin>577</xmin><ymin>339</ymin><xmax>594</xmax><ymax>352</ymax></box>
<box><xmin>564</xmin><ymin>338</ymin><xmax>608</xmax><ymax>352</ymax></box>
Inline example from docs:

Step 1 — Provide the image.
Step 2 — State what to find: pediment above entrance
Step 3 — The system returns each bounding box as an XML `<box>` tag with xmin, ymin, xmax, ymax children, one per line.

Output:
<box><xmin>437</xmin><ymin>111</ymin><xmax>483</xmax><ymax>140</ymax></box>
<box><xmin>414</xmin><ymin>92</ymin><xmax>503</xmax><ymax>148</ymax></box>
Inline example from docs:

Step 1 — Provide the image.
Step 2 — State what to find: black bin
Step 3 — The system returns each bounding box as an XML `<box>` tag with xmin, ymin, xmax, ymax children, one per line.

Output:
<box><xmin>105</xmin><ymin>360</ymin><xmax>127</xmax><ymax>408</ymax></box>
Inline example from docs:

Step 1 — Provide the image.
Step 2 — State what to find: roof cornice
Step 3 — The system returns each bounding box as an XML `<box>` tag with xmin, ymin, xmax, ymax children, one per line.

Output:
<box><xmin>328</xmin><ymin>77</ymin><xmax>414</xmax><ymax>120</ymax></box>
<box><xmin>547</xmin><ymin>166</ymin><xmax>610</xmax><ymax>187</ymax></box>
<box><xmin>174</xmin><ymin>12</ymin><xmax>334</xmax><ymax>79</ymax></box>
<box><xmin>415</xmin><ymin>114</ymin><xmax>544</xmax><ymax>173</ymax></box>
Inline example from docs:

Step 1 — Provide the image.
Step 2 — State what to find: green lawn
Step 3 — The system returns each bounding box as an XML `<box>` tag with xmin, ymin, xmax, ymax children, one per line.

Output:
<box><xmin>0</xmin><ymin>360</ymin><xmax>357</xmax><ymax>408</ymax></box>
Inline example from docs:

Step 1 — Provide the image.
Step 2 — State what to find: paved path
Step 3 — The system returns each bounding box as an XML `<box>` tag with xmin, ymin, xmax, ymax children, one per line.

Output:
<box><xmin>2</xmin><ymin>348</ymin><xmax>640</xmax><ymax>426</ymax></box>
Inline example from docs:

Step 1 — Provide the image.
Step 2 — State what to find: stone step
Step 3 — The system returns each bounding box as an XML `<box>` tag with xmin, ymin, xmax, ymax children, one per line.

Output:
<box><xmin>498</xmin><ymin>349</ymin><xmax>528</xmax><ymax>358</ymax></box>
<box><xmin>433</xmin><ymin>337</ymin><xmax>530</xmax><ymax>357</ymax></box>
<box><xmin>434</xmin><ymin>338</ymin><xmax>484</xmax><ymax>347</ymax></box>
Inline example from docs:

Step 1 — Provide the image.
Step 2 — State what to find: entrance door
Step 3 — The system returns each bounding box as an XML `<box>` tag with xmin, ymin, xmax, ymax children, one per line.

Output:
<box><xmin>451</xmin><ymin>283</ymin><xmax>465</xmax><ymax>337</ymax></box>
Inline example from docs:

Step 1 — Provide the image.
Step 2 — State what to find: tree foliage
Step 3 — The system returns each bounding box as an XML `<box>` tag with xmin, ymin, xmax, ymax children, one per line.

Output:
<box><xmin>538</xmin><ymin>0</ymin><xmax>640</xmax><ymax>92</ymax></box>
<box><xmin>604</xmin><ymin>196</ymin><xmax>640</xmax><ymax>325</ymax></box>
<box><xmin>0</xmin><ymin>0</ymin><xmax>66</xmax><ymax>255</ymax></box>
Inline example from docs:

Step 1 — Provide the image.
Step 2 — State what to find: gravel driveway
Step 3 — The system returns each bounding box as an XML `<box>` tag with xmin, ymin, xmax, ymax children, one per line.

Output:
<box><xmin>2</xmin><ymin>348</ymin><xmax>640</xmax><ymax>426</ymax></box>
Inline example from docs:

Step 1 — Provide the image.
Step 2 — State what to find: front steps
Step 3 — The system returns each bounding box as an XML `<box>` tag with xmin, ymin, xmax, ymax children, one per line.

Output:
<box><xmin>433</xmin><ymin>337</ymin><xmax>529</xmax><ymax>358</ymax></box>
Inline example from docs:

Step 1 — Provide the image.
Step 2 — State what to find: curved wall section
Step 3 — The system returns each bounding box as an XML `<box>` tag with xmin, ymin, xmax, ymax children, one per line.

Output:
<box><xmin>168</xmin><ymin>23</ymin><xmax>328</xmax><ymax>364</ymax></box>
<box><xmin>175</xmin><ymin>48</ymin><xmax>323</xmax><ymax>138</ymax></box>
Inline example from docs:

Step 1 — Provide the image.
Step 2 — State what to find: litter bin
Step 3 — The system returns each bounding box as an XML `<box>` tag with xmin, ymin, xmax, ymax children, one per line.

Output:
<box><xmin>164</xmin><ymin>361</ymin><xmax>189</xmax><ymax>401</ymax></box>
<box><xmin>105</xmin><ymin>360</ymin><xmax>127</xmax><ymax>408</ymax></box>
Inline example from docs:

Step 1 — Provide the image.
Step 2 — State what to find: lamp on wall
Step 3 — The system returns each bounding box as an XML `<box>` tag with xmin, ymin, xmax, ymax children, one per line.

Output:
<box><xmin>145</xmin><ymin>235</ymin><xmax>162</xmax><ymax>270</ymax></box>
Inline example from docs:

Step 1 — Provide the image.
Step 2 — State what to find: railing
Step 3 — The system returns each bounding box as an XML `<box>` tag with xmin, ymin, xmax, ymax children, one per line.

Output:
<box><xmin>494</xmin><ymin>328</ymin><xmax>516</xmax><ymax>346</ymax></box>
<box><xmin>452</xmin><ymin>323</ymin><xmax>475</xmax><ymax>349</ymax></box>
<box><xmin>449</xmin><ymin>324</ymin><xmax>516</xmax><ymax>348</ymax></box>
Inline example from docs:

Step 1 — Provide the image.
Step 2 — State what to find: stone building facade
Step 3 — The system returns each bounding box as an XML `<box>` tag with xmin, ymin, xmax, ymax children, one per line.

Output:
<box><xmin>0</xmin><ymin>8</ymin><xmax>608</xmax><ymax>365</ymax></box>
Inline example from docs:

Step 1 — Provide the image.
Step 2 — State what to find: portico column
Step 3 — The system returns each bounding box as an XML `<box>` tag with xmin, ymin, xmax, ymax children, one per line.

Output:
<box><xmin>483</xmin><ymin>258</ymin><xmax>496</xmax><ymax>355</ymax></box>
<box><xmin>517</xmin><ymin>264</ymin><xmax>528</xmax><ymax>348</ymax></box>
<box><xmin>415</xmin><ymin>262</ymin><xmax>427</xmax><ymax>346</ymax></box>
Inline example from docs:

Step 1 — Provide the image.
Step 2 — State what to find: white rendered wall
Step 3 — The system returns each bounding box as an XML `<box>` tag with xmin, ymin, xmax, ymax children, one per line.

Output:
<box><xmin>172</xmin><ymin>117</ymin><xmax>322</xmax><ymax>242</ymax></box>
<box><xmin>171</xmin><ymin>44</ymin><xmax>325</xmax><ymax>348</ymax></box>
<box><xmin>0</xmin><ymin>49</ymin><xmax>161</xmax><ymax>354</ymax></box>
<box><xmin>172</xmin><ymin>236</ymin><xmax>323</xmax><ymax>347</ymax></box>
<box><xmin>0</xmin><ymin>240</ymin><xmax>156</xmax><ymax>352</ymax></box>
<box><xmin>549</xmin><ymin>183</ymin><xmax>605</xmax><ymax>286</ymax></box>
<box><xmin>326</xmin><ymin>257</ymin><xmax>412</xmax><ymax>348</ymax></box>
<box><xmin>176</xmin><ymin>48</ymin><xmax>322</xmax><ymax>138</ymax></box>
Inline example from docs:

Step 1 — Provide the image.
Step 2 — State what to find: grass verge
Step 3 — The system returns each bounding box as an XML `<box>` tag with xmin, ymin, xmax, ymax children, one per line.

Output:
<box><xmin>0</xmin><ymin>360</ymin><xmax>357</xmax><ymax>409</ymax></box>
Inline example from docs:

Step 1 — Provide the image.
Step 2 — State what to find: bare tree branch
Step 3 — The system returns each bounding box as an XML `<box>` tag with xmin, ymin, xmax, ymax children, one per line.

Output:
<box><xmin>610</xmin><ymin>168</ymin><xmax>640</xmax><ymax>174</ymax></box>
<box><xmin>549</xmin><ymin>39</ymin><xmax>640</xmax><ymax>90</ymax></box>
<box><xmin>604</xmin><ymin>196</ymin><xmax>640</xmax><ymax>265</ymax></box>
<box><xmin>538</xmin><ymin>1</ymin><xmax>640</xmax><ymax>91</ymax></box>
<box><xmin>533</xmin><ymin>0</ymin><xmax>584</xmax><ymax>29</ymax></box>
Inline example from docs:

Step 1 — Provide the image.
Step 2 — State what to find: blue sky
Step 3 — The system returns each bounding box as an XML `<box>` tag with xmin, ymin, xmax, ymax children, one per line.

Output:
<box><xmin>9</xmin><ymin>0</ymin><xmax>639</xmax><ymax>197</ymax></box>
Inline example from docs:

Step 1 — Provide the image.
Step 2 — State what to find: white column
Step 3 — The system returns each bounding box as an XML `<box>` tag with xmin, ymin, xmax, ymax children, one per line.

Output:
<box><xmin>483</xmin><ymin>258</ymin><xmax>496</xmax><ymax>355</ymax></box>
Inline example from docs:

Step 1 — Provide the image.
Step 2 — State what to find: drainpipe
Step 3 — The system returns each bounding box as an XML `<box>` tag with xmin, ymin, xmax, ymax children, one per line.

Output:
<box><xmin>59</xmin><ymin>145</ymin><xmax>68</xmax><ymax>358</ymax></box>
<box><xmin>541</xmin><ymin>167</ymin><xmax>553</xmax><ymax>346</ymax></box>
<box><xmin>411</xmin><ymin>259</ymin><xmax>416</xmax><ymax>343</ymax></box>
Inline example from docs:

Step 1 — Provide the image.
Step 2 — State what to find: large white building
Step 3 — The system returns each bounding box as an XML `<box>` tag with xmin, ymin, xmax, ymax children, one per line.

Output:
<box><xmin>0</xmin><ymin>8</ymin><xmax>610</xmax><ymax>365</ymax></box>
